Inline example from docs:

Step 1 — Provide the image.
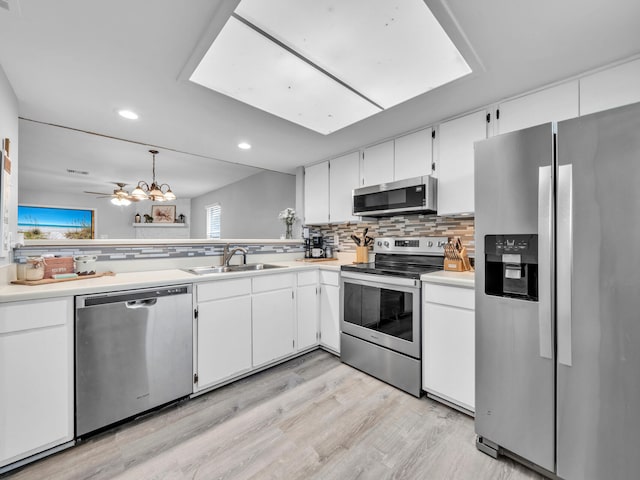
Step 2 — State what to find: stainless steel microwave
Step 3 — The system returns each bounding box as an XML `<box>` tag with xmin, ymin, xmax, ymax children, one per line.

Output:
<box><xmin>352</xmin><ymin>176</ymin><xmax>437</xmax><ymax>217</ymax></box>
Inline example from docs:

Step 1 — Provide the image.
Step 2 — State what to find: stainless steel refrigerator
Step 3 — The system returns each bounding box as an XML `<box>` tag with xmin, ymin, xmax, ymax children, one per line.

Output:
<box><xmin>474</xmin><ymin>101</ymin><xmax>640</xmax><ymax>479</ymax></box>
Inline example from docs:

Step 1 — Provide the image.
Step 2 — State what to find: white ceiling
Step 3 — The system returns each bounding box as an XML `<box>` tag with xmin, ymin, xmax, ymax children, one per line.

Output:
<box><xmin>191</xmin><ymin>0</ymin><xmax>470</xmax><ymax>134</ymax></box>
<box><xmin>1</xmin><ymin>0</ymin><xmax>640</xmax><ymax>197</ymax></box>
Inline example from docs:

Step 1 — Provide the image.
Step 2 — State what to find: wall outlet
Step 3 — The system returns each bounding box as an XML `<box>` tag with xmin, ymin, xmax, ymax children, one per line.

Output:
<box><xmin>334</xmin><ymin>234</ymin><xmax>339</xmax><ymax>249</ymax></box>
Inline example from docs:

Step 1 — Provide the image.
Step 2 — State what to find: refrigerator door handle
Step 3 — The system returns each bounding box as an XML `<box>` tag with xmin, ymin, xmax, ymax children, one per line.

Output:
<box><xmin>557</xmin><ymin>164</ymin><xmax>573</xmax><ymax>366</ymax></box>
<box><xmin>537</xmin><ymin>166</ymin><xmax>553</xmax><ymax>359</ymax></box>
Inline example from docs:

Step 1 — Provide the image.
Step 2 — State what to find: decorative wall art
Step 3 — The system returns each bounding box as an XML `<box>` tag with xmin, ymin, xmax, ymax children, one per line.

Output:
<box><xmin>151</xmin><ymin>204</ymin><xmax>176</xmax><ymax>223</ymax></box>
<box><xmin>17</xmin><ymin>205</ymin><xmax>95</xmax><ymax>240</ymax></box>
<box><xmin>0</xmin><ymin>138</ymin><xmax>12</xmax><ymax>257</ymax></box>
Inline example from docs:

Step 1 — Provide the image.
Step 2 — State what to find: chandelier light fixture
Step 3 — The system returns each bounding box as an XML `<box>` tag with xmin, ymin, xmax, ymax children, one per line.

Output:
<box><xmin>131</xmin><ymin>150</ymin><xmax>176</xmax><ymax>202</ymax></box>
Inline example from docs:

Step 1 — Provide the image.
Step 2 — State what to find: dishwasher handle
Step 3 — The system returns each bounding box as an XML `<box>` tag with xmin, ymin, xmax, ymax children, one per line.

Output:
<box><xmin>126</xmin><ymin>298</ymin><xmax>158</xmax><ymax>309</ymax></box>
<box><xmin>77</xmin><ymin>285</ymin><xmax>191</xmax><ymax>308</ymax></box>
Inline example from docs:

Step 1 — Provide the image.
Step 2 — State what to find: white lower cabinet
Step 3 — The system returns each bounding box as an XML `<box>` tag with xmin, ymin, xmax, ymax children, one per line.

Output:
<box><xmin>319</xmin><ymin>270</ymin><xmax>340</xmax><ymax>353</ymax></box>
<box><xmin>296</xmin><ymin>271</ymin><xmax>319</xmax><ymax>351</ymax></box>
<box><xmin>0</xmin><ymin>297</ymin><xmax>74</xmax><ymax>469</ymax></box>
<box><xmin>251</xmin><ymin>273</ymin><xmax>296</xmax><ymax>367</ymax></box>
<box><xmin>194</xmin><ymin>269</ymin><xmax>338</xmax><ymax>391</ymax></box>
<box><xmin>195</xmin><ymin>279</ymin><xmax>252</xmax><ymax>392</ymax></box>
<box><xmin>422</xmin><ymin>282</ymin><xmax>475</xmax><ymax>413</ymax></box>
<box><xmin>252</xmin><ymin>289</ymin><xmax>296</xmax><ymax>366</ymax></box>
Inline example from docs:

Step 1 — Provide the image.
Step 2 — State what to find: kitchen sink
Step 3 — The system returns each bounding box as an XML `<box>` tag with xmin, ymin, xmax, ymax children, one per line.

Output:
<box><xmin>184</xmin><ymin>264</ymin><xmax>285</xmax><ymax>275</ymax></box>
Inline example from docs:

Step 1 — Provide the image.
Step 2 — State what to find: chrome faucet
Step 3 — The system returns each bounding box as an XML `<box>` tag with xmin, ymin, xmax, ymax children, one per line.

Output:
<box><xmin>222</xmin><ymin>244</ymin><xmax>248</xmax><ymax>266</ymax></box>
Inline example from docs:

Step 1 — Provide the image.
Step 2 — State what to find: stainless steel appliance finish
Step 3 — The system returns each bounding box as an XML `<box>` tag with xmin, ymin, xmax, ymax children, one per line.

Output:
<box><xmin>341</xmin><ymin>272</ymin><xmax>422</xmax><ymax>358</ymax></box>
<box><xmin>475</xmin><ymin>101</ymin><xmax>640</xmax><ymax>479</ymax></box>
<box><xmin>340</xmin><ymin>333</ymin><xmax>422</xmax><ymax>397</ymax></box>
<box><xmin>475</xmin><ymin>123</ymin><xmax>555</xmax><ymax>472</ymax></box>
<box><xmin>75</xmin><ymin>285</ymin><xmax>193</xmax><ymax>437</ymax></box>
<box><xmin>352</xmin><ymin>175</ymin><xmax>437</xmax><ymax>217</ymax></box>
<box><xmin>340</xmin><ymin>236</ymin><xmax>445</xmax><ymax>397</ymax></box>
<box><xmin>183</xmin><ymin>263</ymin><xmax>284</xmax><ymax>275</ymax></box>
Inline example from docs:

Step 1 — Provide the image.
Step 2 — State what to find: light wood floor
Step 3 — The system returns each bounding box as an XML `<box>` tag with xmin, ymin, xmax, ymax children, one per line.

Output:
<box><xmin>5</xmin><ymin>350</ymin><xmax>545</xmax><ymax>480</ymax></box>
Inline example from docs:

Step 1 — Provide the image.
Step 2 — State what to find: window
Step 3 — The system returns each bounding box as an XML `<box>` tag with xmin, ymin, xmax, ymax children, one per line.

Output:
<box><xmin>18</xmin><ymin>205</ymin><xmax>95</xmax><ymax>240</ymax></box>
<box><xmin>206</xmin><ymin>203</ymin><xmax>221</xmax><ymax>239</ymax></box>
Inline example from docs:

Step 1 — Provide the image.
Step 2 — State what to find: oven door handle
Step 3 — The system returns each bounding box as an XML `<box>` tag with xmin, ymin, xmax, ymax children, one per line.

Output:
<box><xmin>340</xmin><ymin>271</ymin><xmax>421</xmax><ymax>289</ymax></box>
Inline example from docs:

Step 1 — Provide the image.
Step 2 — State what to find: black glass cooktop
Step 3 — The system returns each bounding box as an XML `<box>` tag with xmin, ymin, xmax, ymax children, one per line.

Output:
<box><xmin>341</xmin><ymin>254</ymin><xmax>444</xmax><ymax>279</ymax></box>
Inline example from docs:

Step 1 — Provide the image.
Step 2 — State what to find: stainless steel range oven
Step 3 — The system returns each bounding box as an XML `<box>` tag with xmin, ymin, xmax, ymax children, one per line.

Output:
<box><xmin>340</xmin><ymin>237</ymin><xmax>446</xmax><ymax>397</ymax></box>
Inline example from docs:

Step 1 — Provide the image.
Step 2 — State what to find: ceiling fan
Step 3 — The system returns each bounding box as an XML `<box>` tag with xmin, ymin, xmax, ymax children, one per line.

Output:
<box><xmin>84</xmin><ymin>182</ymin><xmax>139</xmax><ymax>206</ymax></box>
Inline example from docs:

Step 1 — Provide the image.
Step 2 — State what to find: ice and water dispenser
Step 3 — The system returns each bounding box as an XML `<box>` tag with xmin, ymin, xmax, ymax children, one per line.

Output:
<box><xmin>484</xmin><ymin>234</ymin><xmax>538</xmax><ymax>301</ymax></box>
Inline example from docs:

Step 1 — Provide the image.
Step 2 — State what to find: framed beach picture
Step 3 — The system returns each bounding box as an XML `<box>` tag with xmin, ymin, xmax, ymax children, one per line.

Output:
<box><xmin>151</xmin><ymin>204</ymin><xmax>176</xmax><ymax>223</ymax></box>
<box><xmin>17</xmin><ymin>205</ymin><xmax>95</xmax><ymax>239</ymax></box>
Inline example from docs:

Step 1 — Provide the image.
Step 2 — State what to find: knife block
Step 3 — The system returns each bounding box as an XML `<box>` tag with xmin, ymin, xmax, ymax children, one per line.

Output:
<box><xmin>444</xmin><ymin>258</ymin><xmax>466</xmax><ymax>272</ymax></box>
<box><xmin>355</xmin><ymin>246</ymin><xmax>369</xmax><ymax>264</ymax></box>
<box><xmin>444</xmin><ymin>246</ymin><xmax>472</xmax><ymax>272</ymax></box>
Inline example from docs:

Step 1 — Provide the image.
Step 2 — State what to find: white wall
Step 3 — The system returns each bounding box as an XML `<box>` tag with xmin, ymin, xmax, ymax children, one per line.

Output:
<box><xmin>191</xmin><ymin>170</ymin><xmax>296</xmax><ymax>239</ymax></box>
<box><xmin>0</xmin><ymin>64</ymin><xmax>19</xmax><ymax>267</ymax></box>
<box><xmin>18</xmin><ymin>189</ymin><xmax>191</xmax><ymax>239</ymax></box>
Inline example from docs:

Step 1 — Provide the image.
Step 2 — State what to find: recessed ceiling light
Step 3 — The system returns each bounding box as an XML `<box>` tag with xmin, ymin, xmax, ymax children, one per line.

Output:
<box><xmin>118</xmin><ymin>110</ymin><xmax>139</xmax><ymax>120</ymax></box>
<box><xmin>238</xmin><ymin>142</ymin><xmax>252</xmax><ymax>150</ymax></box>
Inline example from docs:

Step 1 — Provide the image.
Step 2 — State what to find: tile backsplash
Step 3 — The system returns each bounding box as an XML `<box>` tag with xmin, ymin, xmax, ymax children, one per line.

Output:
<box><xmin>311</xmin><ymin>215</ymin><xmax>475</xmax><ymax>255</ymax></box>
<box><xmin>13</xmin><ymin>241</ymin><xmax>304</xmax><ymax>264</ymax></box>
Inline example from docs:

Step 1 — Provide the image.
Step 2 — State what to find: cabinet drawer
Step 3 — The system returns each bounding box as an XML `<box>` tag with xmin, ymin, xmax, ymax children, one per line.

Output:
<box><xmin>197</xmin><ymin>278</ymin><xmax>251</xmax><ymax>302</ymax></box>
<box><xmin>423</xmin><ymin>283</ymin><xmax>474</xmax><ymax>310</ymax></box>
<box><xmin>297</xmin><ymin>270</ymin><xmax>318</xmax><ymax>286</ymax></box>
<box><xmin>319</xmin><ymin>270</ymin><xmax>339</xmax><ymax>286</ymax></box>
<box><xmin>0</xmin><ymin>297</ymin><xmax>71</xmax><ymax>334</ymax></box>
<box><xmin>252</xmin><ymin>273</ymin><xmax>295</xmax><ymax>293</ymax></box>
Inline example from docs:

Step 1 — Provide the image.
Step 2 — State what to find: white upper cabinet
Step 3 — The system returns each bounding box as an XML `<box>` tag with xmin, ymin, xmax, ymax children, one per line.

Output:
<box><xmin>496</xmin><ymin>81</ymin><xmax>579</xmax><ymax>135</ymax></box>
<box><xmin>361</xmin><ymin>140</ymin><xmax>394</xmax><ymax>187</ymax></box>
<box><xmin>304</xmin><ymin>161</ymin><xmax>329</xmax><ymax>224</ymax></box>
<box><xmin>437</xmin><ymin>110</ymin><xmax>487</xmax><ymax>216</ymax></box>
<box><xmin>394</xmin><ymin>128</ymin><xmax>433</xmax><ymax>180</ymax></box>
<box><xmin>580</xmin><ymin>58</ymin><xmax>640</xmax><ymax>116</ymax></box>
<box><xmin>329</xmin><ymin>152</ymin><xmax>360</xmax><ymax>223</ymax></box>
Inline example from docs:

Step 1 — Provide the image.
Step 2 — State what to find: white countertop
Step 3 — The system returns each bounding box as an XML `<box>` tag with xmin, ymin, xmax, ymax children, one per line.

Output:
<box><xmin>421</xmin><ymin>270</ymin><xmax>475</xmax><ymax>288</ymax></box>
<box><xmin>0</xmin><ymin>259</ymin><xmax>346</xmax><ymax>303</ymax></box>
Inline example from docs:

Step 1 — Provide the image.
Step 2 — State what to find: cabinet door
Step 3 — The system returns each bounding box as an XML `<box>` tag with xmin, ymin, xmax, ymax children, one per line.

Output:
<box><xmin>437</xmin><ymin>110</ymin><xmax>487</xmax><ymax>215</ymax></box>
<box><xmin>304</xmin><ymin>161</ymin><xmax>329</xmax><ymax>224</ymax></box>
<box><xmin>319</xmin><ymin>284</ymin><xmax>340</xmax><ymax>353</ymax></box>
<box><xmin>297</xmin><ymin>284</ymin><xmax>319</xmax><ymax>350</ymax></box>
<box><xmin>394</xmin><ymin>128</ymin><xmax>433</xmax><ymax>180</ymax></box>
<box><xmin>422</xmin><ymin>288</ymin><xmax>475</xmax><ymax>411</ymax></box>
<box><xmin>196</xmin><ymin>295</ymin><xmax>252</xmax><ymax>391</ymax></box>
<box><xmin>329</xmin><ymin>152</ymin><xmax>360</xmax><ymax>223</ymax></box>
<box><xmin>497</xmin><ymin>81</ymin><xmax>579</xmax><ymax>135</ymax></box>
<box><xmin>0</xmin><ymin>298</ymin><xmax>73</xmax><ymax>467</ymax></box>
<box><xmin>361</xmin><ymin>140</ymin><xmax>394</xmax><ymax>187</ymax></box>
<box><xmin>580</xmin><ymin>58</ymin><xmax>640</xmax><ymax>116</ymax></box>
<box><xmin>252</xmin><ymin>289</ymin><xmax>295</xmax><ymax>366</ymax></box>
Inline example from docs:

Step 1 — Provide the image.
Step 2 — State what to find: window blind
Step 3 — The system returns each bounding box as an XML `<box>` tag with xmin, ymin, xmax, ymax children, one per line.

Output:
<box><xmin>206</xmin><ymin>203</ymin><xmax>221</xmax><ymax>239</ymax></box>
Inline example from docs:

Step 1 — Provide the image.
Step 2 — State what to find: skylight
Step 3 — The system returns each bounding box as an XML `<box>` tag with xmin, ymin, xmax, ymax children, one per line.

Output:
<box><xmin>190</xmin><ymin>0</ymin><xmax>471</xmax><ymax>135</ymax></box>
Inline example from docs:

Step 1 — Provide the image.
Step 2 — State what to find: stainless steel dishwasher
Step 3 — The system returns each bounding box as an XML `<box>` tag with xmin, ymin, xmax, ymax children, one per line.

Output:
<box><xmin>75</xmin><ymin>285</ymin><xmax>193</xmax><ymax>437</ymax></box>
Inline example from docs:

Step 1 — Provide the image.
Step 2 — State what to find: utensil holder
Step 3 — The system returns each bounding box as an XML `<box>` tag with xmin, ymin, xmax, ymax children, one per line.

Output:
<box><xmin>355</xmin><ymin>246</ymin><xmax>369</xmax><ymax>264</ymax></box>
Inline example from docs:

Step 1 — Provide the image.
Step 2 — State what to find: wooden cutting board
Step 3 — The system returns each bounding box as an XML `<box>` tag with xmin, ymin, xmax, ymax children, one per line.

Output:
<box><xmin>11</xmin><ymin>271</ymin><xmax>116</xmax><ymax>286</ymax></box>
<box><xmin>295</xmin><ymin>258</ymin><xmax>337</xmax><ymax>263</ymax></box>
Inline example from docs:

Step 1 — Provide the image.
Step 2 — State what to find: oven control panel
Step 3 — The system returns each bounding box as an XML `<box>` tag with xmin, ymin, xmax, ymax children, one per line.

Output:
<box><xmin>373</xmin><ymin>236</ymin><xmax>447</xmax><ymax>255</ymax></box>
